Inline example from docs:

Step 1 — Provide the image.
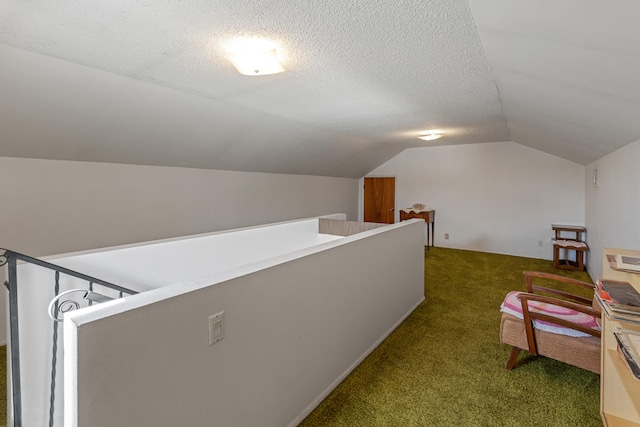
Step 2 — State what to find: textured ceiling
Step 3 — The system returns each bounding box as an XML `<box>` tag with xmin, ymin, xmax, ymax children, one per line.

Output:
<box><xmin>0</xmin><ymin>1</ymin><xmax>638</xmax><ymax>178</ymax></box>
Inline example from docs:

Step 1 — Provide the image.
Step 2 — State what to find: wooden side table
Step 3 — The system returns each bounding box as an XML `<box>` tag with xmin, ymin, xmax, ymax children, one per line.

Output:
<box><xmin>400</xmin><ymin>209</ymin><xmax>435</xmax><ymax>249</ymax></box>
<box><xmin>551</xmin><ymin>224</ymin><xmax>588</xmax><ymax>271</ymax></box>
<box><xmin>552</xmin><ymin>224</ymin><xmax>586</xmax><ymax>241</ymax></box>
<box><xmin>553</xmin><ymin>240</ymin><xmax>589</xmax><ymax>271</ymax></box>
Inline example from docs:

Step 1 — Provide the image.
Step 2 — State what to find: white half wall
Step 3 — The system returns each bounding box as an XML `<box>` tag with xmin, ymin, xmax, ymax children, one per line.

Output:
<box><xmin>13</xmin><ymin>216</ymin><xmax>345</xmax><ymax>427</ymax></box>
<box><xmin>364</xmin><ymin>142</ymin><xmax>585</xmax><ymax>259</ymax></box>
<box><xmin>64</xmin><ymin>219</ymin><xmax>425</xmax><ymax>426</ymax></box>
<box><xmin>585</xmin><ymin>138</ymin><xmax>640</xmax><ymax>281</ymax></box>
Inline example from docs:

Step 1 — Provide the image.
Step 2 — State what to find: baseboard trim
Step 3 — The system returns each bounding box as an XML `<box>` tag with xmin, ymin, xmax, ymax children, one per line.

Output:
<box><xmin>288</xmin><ymin>296</ymin><xmax>425</xmax><ymax>427</ymax></box>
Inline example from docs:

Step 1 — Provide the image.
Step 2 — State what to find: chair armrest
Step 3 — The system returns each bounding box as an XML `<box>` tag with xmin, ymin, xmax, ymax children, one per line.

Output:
<box><xmin>518</xmin><ymin>292</ymin><xmax>601</xmax><ymax>356</ymax></box>
<box><xmin>523</xmin><ymin>271</ymin><xmax>594</xmax><ymax>305</ymax></box>
<box><xmin>518</xmin><ymin>292</ymin><xmax>601</xmax><ymax>343</ymax></box>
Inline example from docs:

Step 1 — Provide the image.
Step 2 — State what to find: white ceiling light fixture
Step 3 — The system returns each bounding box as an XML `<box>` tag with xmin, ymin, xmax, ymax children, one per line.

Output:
<box><xmin>418</xmin><ymin>130</ymin><xmax>443</xmax><ymax>141</ymax></box>
<box><xmin>225</xmin><ymin>38</ymin><xmax>285</xmax><ymax>76</ymax></box>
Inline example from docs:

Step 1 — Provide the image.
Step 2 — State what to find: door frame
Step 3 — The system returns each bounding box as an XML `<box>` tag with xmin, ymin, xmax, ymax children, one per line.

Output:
<box><xmin>359</xmin><ymin>175</ymin><xmax>398</xmax><ymax>223</ymax></box>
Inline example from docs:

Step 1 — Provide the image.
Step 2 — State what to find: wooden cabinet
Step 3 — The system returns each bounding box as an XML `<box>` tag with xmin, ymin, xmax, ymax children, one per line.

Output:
<box><xmin>600</xmin><ymin>247</ymin><xmax>640</xmax><ymax>426</ymax></box>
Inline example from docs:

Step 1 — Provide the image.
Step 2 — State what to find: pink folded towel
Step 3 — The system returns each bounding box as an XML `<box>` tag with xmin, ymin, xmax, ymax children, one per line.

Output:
<box><xmin>500</xmin><ymin>291</ymin><xmax>599</xmax><ymax>337</ymax></box>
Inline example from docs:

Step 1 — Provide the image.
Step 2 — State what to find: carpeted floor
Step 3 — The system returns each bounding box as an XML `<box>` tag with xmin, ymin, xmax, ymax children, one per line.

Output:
<box><xmin>300</xmin><ymin>247</ymin><xmax>601</xmax><ymax>426</ymax></box>
<box><xmin>0</xmin><ymin>248</ymin><xmax>601</xmax><ymax>426</ymax></box>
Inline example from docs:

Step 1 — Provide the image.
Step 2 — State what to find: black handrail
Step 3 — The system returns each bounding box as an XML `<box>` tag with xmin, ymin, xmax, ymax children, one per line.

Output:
<box><xmin>1</xmin><ymin>249</ymin><xmax>138</xmax><ymax>427</ymax></box>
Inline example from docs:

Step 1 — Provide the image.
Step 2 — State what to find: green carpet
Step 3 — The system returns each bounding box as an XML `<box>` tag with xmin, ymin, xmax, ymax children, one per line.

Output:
<box><xmin>300</xmin><ymin>247</ymin><xmax>601</xmax><ymax>426</ymax></box>
<box><xmin>0</xmin><ymin>248</ymin><xmax>600</xmax><ymax>426</ymax></box>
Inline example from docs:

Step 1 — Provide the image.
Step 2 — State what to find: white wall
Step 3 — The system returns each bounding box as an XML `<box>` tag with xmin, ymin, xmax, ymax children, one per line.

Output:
<box><xmin>365</xmin><ymin>142</ymin><xmax>585</xmax><ymax>259</ymax></box>
<box><xmin>51</xmin><ymin>217</ymin><xmax>344</xmax><ymax>291</ymax></box>
<box><xmin>585</xmin><ymin>138</ymin><xmax>640</xmax><ymax>281</ymax></box>
<box><xmin>15</xmin><ymin>217</ymin><xmax>344</xmax><ymax>427</ymax></box>
<box><xmin>64</xmin><ymin>219</ymin><xmax>425</xmax><ymax>427</ymax></box>
<box><xmin>0</xmin><ymin>156</ymin><xmax>358</xmax><ymax>346</ymax></box>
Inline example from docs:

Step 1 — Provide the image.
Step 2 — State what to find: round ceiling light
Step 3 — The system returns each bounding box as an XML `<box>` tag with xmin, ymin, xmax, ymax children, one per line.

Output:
<box><xmin>418</xmin><ymin>130</ymin><xmax>443</xmax><ymax>141</ymax></box>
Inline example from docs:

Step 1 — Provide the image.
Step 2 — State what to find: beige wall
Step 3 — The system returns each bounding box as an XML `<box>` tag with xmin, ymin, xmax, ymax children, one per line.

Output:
<box><xmin>0</xmin><ymin>156</ymin><xmax>359</xmax><ymax>345</ymax></box>
<box><xmin>0</xmin><ymin>157</ymin><xmax>359</xmax><ymax>256</ymax></box>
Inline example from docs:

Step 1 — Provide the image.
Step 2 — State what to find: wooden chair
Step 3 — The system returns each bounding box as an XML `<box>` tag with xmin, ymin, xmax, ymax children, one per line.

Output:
<box><xmin>499</xmin><ymin>271</ymin><xmax>601</xmax><ymax>374</ymax></box>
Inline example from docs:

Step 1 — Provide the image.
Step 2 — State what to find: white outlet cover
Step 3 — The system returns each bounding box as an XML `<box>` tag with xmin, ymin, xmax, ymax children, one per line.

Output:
<box><xmin>209</xmin><ymin>311</ymin><xmax>224</xmax><ymax>345</ymax></box>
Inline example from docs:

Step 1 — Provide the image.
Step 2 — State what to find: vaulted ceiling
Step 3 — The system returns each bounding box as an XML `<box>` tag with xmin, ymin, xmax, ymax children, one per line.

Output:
<box><xmin>1</xmin><ymin>1</ymin><xmax>638</xmax><ymax>178</ymax></box>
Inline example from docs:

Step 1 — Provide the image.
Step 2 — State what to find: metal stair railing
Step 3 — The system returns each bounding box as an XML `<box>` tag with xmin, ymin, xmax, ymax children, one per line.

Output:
<box><xmin>0</xmin><ymin>249</ymin><xmax>138</xmax><ymax>427</ymax></box>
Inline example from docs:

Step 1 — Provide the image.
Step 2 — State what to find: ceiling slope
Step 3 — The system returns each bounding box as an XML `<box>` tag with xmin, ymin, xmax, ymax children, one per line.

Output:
<box><xmin>1</xmin><ymin>1</ymin><xmax>638</xmax><ymax>177</ymax></box>
<box><xmin>468</xmin><ymin>0</ymin><xmax>640</xmax><ymax>165</ymax></box>
<box><xmin>0</xmin><ymin>1</ymin><xmax>507</xmax><ymax>178</ymax></box>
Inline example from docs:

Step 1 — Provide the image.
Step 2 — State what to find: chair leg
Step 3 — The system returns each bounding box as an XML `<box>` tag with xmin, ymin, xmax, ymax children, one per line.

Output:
<box><xmin>506</xmin><ymin>347</ymin><xmax>521</xmax><ymax>370</ymax></box>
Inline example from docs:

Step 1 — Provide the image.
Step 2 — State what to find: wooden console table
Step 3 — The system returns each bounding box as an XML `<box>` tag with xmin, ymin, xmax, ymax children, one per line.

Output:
<box><xmin>400</xmin><ymin>209</ymin><xmax>435</xmax><ymax>249</ymax></box>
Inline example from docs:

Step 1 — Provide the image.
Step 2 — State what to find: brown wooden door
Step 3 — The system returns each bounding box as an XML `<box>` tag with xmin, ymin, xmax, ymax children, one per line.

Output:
<box><xmin>363</xmin><ymin>177</ymin><xmax>395</xmax><ymax>224</ymax></box>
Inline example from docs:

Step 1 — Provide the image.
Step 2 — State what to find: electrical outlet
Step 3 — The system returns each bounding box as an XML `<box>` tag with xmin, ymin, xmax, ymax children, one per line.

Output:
<box><xmin>444</xmin><ymin>233</ymin><xmax>449</xmax><ymax>240</ymax></box>
<box><xmin>538</xmin><ymin>240</ymin><xmax>544</xmax><ymax>247</ymax></box>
